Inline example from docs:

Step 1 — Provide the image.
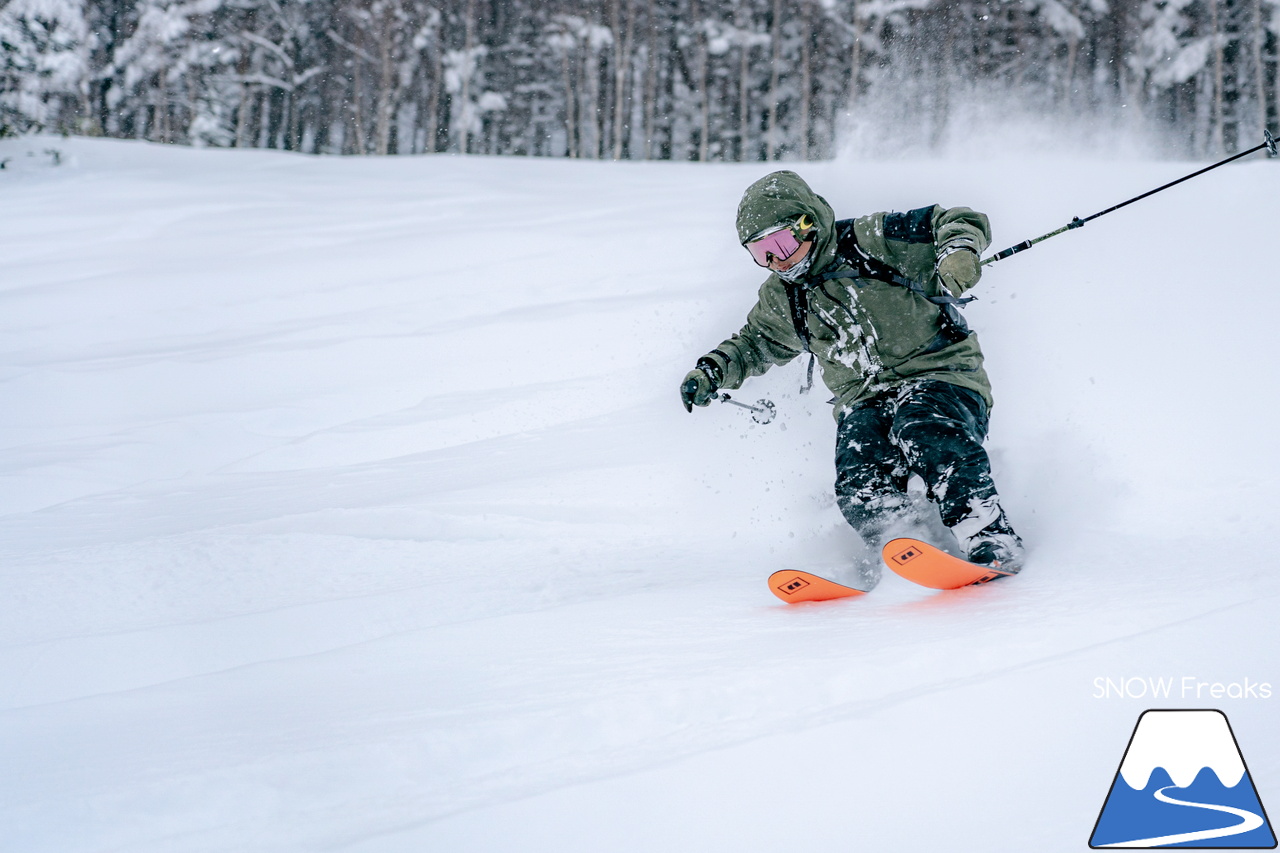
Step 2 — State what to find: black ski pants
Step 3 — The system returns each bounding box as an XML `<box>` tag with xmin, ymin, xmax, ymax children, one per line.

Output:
<box><xmin>834</xmin><ymin>380</ymin><xmax>998</xmax><ymax>537</ymax></box>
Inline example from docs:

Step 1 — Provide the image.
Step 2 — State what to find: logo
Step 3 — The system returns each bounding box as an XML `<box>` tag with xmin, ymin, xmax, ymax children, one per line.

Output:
<box><xmin>774</xmin><ymin>575</ymin><xmax>811</xmax><ymax>596</ymax></box>
<box><xmin>886</xmin><ymin>543</ymin><xmax>922</xmax><ymax>566</ymax></box>
<box><xmin>1090</xmin><ymin>710</ymin><xmax>1276</xmax><ymax>848</ymax></box>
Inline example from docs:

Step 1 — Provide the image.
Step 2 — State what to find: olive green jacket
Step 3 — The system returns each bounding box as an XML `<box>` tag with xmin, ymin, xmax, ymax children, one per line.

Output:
<box><xmin>700</xmin><ymin>171</ymin><xmax>994</xmax><ymax>420</ymax></box>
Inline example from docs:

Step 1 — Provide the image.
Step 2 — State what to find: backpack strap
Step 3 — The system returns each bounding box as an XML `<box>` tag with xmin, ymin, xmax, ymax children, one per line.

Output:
<box><xmin>829</xmin><ymin>219</ymin><xmax>975</xmax><ymax>336</ymax></box>
<box><xmin>782</xmin><ymin>280</ymin><xmax>817</xmax><ymax>393</ymax></box>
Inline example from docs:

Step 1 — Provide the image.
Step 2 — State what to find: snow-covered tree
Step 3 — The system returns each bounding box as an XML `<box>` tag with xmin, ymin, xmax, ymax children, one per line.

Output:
<box><xmin>0</xmin><ymin>0</ymin><xmax>1274</xmax><ymax>158</ymax></box>
<box><xmin>0</xmin><ymin>0</ymin><xmax>90</xmax><ymax>134</ymax></box>
<box><xmin>107</xmin><ymin>0</ymin><xmax>226</xmax><ymax>143</ymax></box>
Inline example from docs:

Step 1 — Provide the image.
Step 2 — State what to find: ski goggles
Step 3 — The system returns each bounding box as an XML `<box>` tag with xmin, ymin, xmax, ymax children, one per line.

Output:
<box><xmin>743</xmin><ymin>215</ymin><xmax>814</xmax><ymax>267</ymax></box>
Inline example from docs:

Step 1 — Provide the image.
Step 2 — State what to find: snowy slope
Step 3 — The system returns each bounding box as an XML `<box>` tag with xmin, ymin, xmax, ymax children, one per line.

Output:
<box><xmin>1</xmin><ymin>137</ymin><xmax>1278</xmax><ymax>853</ymax></box>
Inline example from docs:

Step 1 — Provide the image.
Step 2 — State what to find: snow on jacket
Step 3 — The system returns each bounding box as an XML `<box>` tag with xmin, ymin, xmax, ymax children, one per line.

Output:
<box><xmin>699</xmin><ymin>170</ymin><xmax>995</xmax><ymax>420</ymax></box>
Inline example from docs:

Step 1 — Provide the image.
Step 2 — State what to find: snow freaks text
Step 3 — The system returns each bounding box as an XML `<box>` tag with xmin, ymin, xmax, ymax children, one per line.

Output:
<box><xmin>1093</xmin><ymin>677</ymin><xmax>1273</xmax><ymax>700</ymax></box>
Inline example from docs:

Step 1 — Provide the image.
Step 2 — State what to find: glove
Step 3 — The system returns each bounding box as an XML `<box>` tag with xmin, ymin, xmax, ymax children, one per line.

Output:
<box><xmin>680</xmin><ymin>368</ymin><xmax>717</xmax><ymax>412</ymax></box>
<box><xmin>936</xmin><ymin>247</ymin><xmax>981</xmax><ymax>296</ymax></box>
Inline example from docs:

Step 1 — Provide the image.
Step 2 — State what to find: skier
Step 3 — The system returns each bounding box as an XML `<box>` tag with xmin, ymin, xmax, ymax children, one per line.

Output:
<box><xmin>680</xmin><ymin>171</ymin><xmax>1023</xmax><ymax>590</ymax></box>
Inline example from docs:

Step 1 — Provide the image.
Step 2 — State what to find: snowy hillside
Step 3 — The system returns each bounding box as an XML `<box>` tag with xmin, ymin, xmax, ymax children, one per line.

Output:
<box><xmin>2</xmin><ymin>137</ymin><xmax>1278</xmax><ymax>852</ymax></box>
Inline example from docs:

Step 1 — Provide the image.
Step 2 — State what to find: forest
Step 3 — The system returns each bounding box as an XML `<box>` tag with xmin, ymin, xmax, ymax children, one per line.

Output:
<box><xmin>2</xmin><ymin>0</ymin><xmax>1277</xmax><ymax>159</ymax></box>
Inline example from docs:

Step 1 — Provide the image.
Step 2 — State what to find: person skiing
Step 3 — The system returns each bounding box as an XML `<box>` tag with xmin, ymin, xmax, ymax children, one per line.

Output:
<box><xmin>680</xmin><ymin>170</ymin><xmax>1023</xmax><ymax>590</ymax></box>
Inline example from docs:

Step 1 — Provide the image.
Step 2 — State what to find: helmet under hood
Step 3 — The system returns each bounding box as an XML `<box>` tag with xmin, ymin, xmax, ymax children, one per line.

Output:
<box><xmin>735</xmin><ymin>170</ymin><xmax>838</xmax><ymax>282</ymax></box>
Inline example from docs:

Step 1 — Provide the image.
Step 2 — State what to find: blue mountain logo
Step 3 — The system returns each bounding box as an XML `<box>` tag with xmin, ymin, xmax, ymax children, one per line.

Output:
<box><xmin>1091</xmin><ymin>709</ymin><xmax>1276</xmax><ymax>848</ymax></box>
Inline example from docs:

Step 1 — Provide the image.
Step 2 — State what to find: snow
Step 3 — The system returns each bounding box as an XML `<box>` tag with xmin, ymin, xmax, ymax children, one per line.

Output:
<box><xmin>1119</xmin><ymin>711</ymin><xmax>1245</xmax><ymax>789</ymax></box>
<box><xmin>1</xmin><ymin>136</ymin><xmax>1278</xmax><ymax>852</ymax></box>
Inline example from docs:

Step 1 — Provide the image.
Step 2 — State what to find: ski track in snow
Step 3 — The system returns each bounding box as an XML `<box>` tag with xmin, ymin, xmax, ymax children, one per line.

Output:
<box><xmin>1101</xmin><ymin>786</ymin><xmax>1265</xmax><ymax>847</ymax></box>
<box><xmin>1</xmin><ymin>137</ymin><xmax>1278</xmax><ymax>853</ymax></box>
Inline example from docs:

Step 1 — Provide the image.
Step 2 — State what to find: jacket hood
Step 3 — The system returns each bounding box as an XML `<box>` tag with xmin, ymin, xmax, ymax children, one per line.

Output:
<box><xmin>735</xmin><ymin>170</ymin><xmax>838</xmax><ymax>280</ymax></box>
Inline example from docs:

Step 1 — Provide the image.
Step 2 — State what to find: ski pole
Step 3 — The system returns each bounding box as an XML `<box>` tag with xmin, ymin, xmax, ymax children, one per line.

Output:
<box><xmin>982</xmin><ymin>128</ymin><xmax>1278</xmax><ymax>267</ymax></box>
<box><xmin>681</xmin><ymin>377</ymin><xmax>778</xmax><ymax>423</ymax></box>
<box><xmin>713</xmin><ymin>392</ymin><xmax>777</xmax><ymax>424</ymax></box>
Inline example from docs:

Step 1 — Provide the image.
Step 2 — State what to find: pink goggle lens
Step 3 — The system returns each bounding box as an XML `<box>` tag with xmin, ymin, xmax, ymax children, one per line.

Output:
<box><xmin>745</xmin><ymin>227</ymin><xmax>801</xmax><ymax>267</ymax></box>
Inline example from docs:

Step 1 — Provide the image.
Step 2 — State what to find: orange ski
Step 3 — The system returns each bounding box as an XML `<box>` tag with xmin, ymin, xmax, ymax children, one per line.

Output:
<box><xmin>768</xmin><ymin>569</ymin><xmax>867</xmax><ymax>604</ymax></box>
<box><xmin>881</xmin><ymin>537</ymin><xmax>1016</xmax><ymax>590</ymax></box>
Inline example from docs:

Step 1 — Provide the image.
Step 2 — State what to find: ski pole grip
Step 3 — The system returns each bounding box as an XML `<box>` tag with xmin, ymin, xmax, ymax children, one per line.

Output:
<box><xmin>984</xmin><ymin>216</ymin><xmax>1085</xmax><ymax>266</ymax></box>
<box><xmin>987</xmin><ymin>240</ymin><xmax>1032</xmax><ymax>264</ymax></box>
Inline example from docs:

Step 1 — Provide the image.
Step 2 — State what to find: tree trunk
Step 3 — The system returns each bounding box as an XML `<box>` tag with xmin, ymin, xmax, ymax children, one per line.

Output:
<box><xmin>374</xmin><ymin>6</ymin><xmax>394</xmax><ymax>156</ymax></box>
<box><xmin>736</xmin><ymin>2</ymin><xmax>750</xmax><ymax>161</ymax></box>
<box><xmin>696</xmin><ymin>0</ymin><xmax>709</xmax><ymax>161</ymax></box>
<box><xmin>288</xmin><ymin>65</ymin><xmax>303</xmax><ymax>152</ymax></box>
<box><xmin>427</xmin><ymin>44</ymin><xmax>441</xmax><ymax>153</ymax></box>
<box><xmin>236</xmin><ymin>82</ymin><xmax>253</xmax><ymax>148</ymax></box>
<box><xmin>561</xmin><ymin>48</ymin><xmax>578</xmax><ymax>158</ymax></box>
<box><xmin>257</xmin><ymin>89</ymin><xmax>271</xmax><ymax>147</ymax></box>
<box><xmin>643</xmin><ymin>0</ymin><xmax>657</xmax><ymax>160</ymax></box>
<box><xmin>581</xmin><ymin>46</ymin><xmax>595</xmax><ymax>158</ymax></box>
<box><xmin>611</xmin><ymin>0</ymin><xmax>630</xmax><ymax>160</ymax></box>
<box><xmin>584</xmin><ymin>13</ymin><xmax>602</xmax><ymax>159</ymax></box>
<box><xmin>459</xmin><ymin>0</ymin><xmax>476</xmax><ymax>154</ymax></box>
<box><xmin>352</xmin><ymin>57</ymin><xmax>368</xmax><ymax>154</ymax></box>
<box><xmin>1209</xmin><ymin>0</ymin><xmax>1225</xmax><ymax>155</ymax></box>
<box><xmin>799</xmin><ymin>0</ymin><xmax>811</xmax><ymax>160</ymax></box>
<box><xmin>1275</xmin><ymin>27</ymin><xmax>1280</xmax><ymax>141</ymax></box>
<box><xmin>1250</xmin><ymin>0</ymin><xmax>1267</xmax><ymax>134</ymax></box>
<box><xmin>767</xmin><ymin>0</ymin><xmax>781</xmax><ymax>160</ymax></box>
<box><xmin>234</xmin><ymin>39</ymin><xmax>253</xmax><ymax>149</ymax></box>
<box><xmin>848</xmin><ymin>0</ymin><xmax>861</xmax><ymax>114</ymax></box>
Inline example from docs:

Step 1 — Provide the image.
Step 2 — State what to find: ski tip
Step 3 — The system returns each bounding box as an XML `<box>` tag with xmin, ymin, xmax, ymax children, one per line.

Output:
<box><xmin>881</xmin><ymin>538</ymin><xmax>1015</xmax><ymax>590</ymax></box>
<box><xmin>768</xmin><ymin>569</ymin><xmax>866</xmax><ymax>604</ymax></box>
